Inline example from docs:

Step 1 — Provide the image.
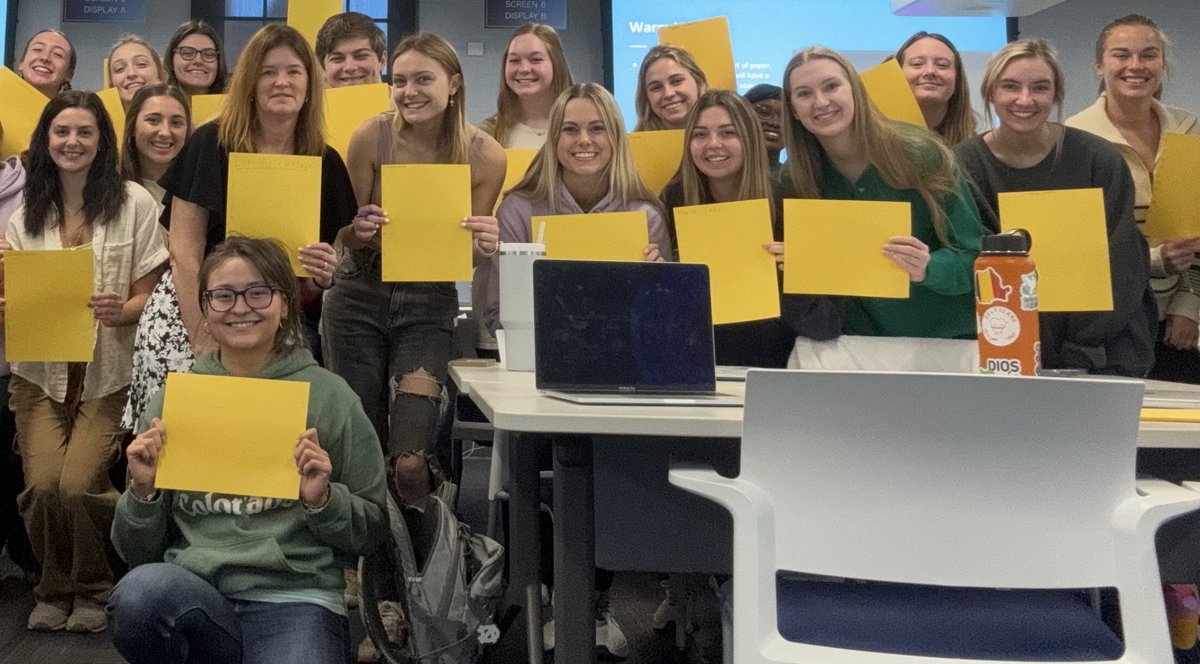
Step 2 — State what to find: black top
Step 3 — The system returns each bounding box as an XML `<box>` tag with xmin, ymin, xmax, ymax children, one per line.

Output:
<box><xmin>159</xmin><ymin>122</ymin><xmax>357</xmax><ymax>253</ymax></box>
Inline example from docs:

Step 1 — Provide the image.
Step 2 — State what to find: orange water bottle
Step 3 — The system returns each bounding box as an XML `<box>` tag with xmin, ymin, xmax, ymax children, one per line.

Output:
<box><xmin>975</xmin><ymin>229</ymin><xmax>1039</xmax><ymax>376</ymax></box>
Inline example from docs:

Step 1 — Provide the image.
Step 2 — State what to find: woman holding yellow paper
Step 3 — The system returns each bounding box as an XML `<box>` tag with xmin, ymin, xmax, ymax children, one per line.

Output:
<box><xmin>778</xmin><ymin>46</ymin><xmax>983</xmax><ymax>339</ymax></box>
<box><xmin>1066</xmin><ymin>14</ymin><xmax>1200</xmax><ymax>382</ymax></box>
<box><xmin>108</xmin><ymin>237</ymin><xmax>388</xmax><ymax>664</ymax></box>
<box><xmin>956</xmin><ymin>39</ymin><xmax>1155</xmax><ymax>376</ymax></box>
<box><xmin>634</xmin><ymin>45</ymin><xmax>709</xmax><ymax>132</ymax></box>
<box><xmin>1</xmin><ymin>90</ymin><xmax>167</xmax><ymax>632</ymax></box>
<box><xmin>480</xmin><ymin>23</ymin><xmax>574</xmax><ymax>149</ymax></box>
<box><xmin>328</xmin><ymin>32</ymin><xmax>502</xmax><ymax>488</ymax></box>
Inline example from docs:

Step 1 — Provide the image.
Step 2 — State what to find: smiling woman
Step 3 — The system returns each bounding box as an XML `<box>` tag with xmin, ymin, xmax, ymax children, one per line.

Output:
<box><xmin>896</xmin><ymin>31</ymin><xmax>977</xmax><ymax>147</ymax></box>
<box><xmin>16</xmin><ymin>29</ymin><xmax>76</xmax><ymax>98</ymax></box>
<box><xmin>107</xmin><ymin>35</ymin><xmax>165</xmax><ymax>109</ymax></box>
<box><xmin>634</xmin><ymin>44</ymin><xmax>708</xmax><ymax>132</ymax></box>
<box><xmin>480</xmin><ymin>23</ymin><xmax>573</xmax><ymax>149</ymax></box>
<box><xmin>164</xmin><ymin>19</ymin><xmax>228</xmax><ymax>97</ymax></box>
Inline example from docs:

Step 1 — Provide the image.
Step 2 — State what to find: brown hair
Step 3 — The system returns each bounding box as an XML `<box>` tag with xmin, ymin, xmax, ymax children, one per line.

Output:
<box><xmin>165</xmin><ymin>20</ymin><xmax>228</xmax><ymax>94</ymax></box>
<box><xmin>1094</xmin><ymin>14</ymin><xmax>1169</xmax><ymax>99</ymax></box>
<box><xmin>120</xmin><ymin>84</ymin><xmax>192</xmax><ymax>182</ymax></box>
<box><xmin>634</xmin><ymin>44</ymin><xmax>708</xmax><ymax>132</ymax></box>
<box><xmin>896</xmin><ymin>32</ymin><xmax>978</xmax><ymax>146</ymax></box>
<box><xmin>480</xmin><ymin>24</ymin><xmax>573</xmax><ymax>146</ymax></box>
<box><xmin>199</xmin><ymin>236</ymin><xmax>305</xmax><ymax>355</ymax></box>
<box><xmin>388</xmin><ymin>33</ymin><xmax>470</xmax><ymax>164</ymax></box>
<box><xmin>108</xmin><ymin>34</ymin><xmax>166</xmax><ymax>93</ymax></box>
<box><xmin>678</xmin><ymin>89</ymin><xmax>773</xmax><ymax>208</ymax></box>
<box><xmin>315</xmin><ymin>11</ymin><xmax>387</xmax><ymax>63</ymax></box>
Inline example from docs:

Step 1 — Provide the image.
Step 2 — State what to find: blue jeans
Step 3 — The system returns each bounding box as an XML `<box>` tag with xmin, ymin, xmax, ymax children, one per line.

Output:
<box><xmin>321</xmin><ymin>247</ymin><xmax>457</xmax><ymax>458</ymax></box>
<box><xmin>107</xmin><ymin>563</ymin><xmax>351</xmax><ymax>664</ymax></box>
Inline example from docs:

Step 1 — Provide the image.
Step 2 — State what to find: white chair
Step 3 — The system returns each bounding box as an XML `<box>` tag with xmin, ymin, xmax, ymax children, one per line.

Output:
<box><xmin>670</xmin><ymin>369</ymin><xmax>1200</xmax><ymax>664</ymax></box>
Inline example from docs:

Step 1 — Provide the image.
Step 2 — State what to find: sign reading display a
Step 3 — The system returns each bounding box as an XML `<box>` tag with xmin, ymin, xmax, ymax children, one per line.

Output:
<box><xmin>63</xmin><ymin>0</ymin><xmax>146</xmax><ymax>23</ymax></box>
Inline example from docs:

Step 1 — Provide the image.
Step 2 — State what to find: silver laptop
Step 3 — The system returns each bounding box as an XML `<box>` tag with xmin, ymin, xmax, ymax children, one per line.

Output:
<box><xmin>532</xmin><ymin>260</ymin><xmax>742</xmax><ymax>407</ymax></box>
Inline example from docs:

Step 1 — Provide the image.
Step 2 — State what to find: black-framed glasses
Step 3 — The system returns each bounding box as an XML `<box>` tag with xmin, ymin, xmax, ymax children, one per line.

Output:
<box><xmin>175</xmin><ymin>46</ymin><xmax>219</xmax><ymax>63</ymax></box>
<box><xmin>203</xmin><ymin>286</ymin><xmax>279</xmax><ymax>312</ymax></box>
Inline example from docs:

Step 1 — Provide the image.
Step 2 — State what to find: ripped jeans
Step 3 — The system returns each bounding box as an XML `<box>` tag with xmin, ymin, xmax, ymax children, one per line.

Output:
<box><xmin>321</xmin><ymin>247</ymin><xmax>457</xmax><ymax>459</ymax></box>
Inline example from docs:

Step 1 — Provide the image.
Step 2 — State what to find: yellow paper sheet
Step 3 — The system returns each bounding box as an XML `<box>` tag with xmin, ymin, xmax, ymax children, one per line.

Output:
<box><xmin>102</xmin><ymin>58</ymin><xmax>110</xmax><ymax>89</ymax></box>
<box><xmin>861</xmin><ymin>59</ymin><xmax>926</xmax><ymax>128</ymax></box>
<box><xmin>5</xmin><ymin>249</ymin><xmax>95</xmax><ymax>362</ymax></box>
<box><xmin>325</xmin><ymin>82</ymin><xmax>390</xmax><ymax>161</ymax></box>
<box><xmin>782</xmin><ymin>199</ymin><xmax>910</xmax><ymax>297</ymax></box>
<box><xmin>532</xmin><ymin>211</ymin><xmax>648</xmax><ymax>262</ymax></box>
<box><xmin>497</xmin><ymin>148</ymin><xmax>538</xmax><ymax>213</ymax></box>
<box><xmin>1141</xmin><ymin>408</ymin><xmax>1200</xmax><ymax>423</ymax></box>
<box><xmin>156</xmin><ymin>373</ymin><xmax>309</xmax><ymax>500</ymax></box>
<box><xmin>97</xmin><ymin>86</ymin><xmax>126</xmax><ymax>153</ymax></box>
<box><xmin>0</xmin><ymin>67</ymin><xmax>49</xmax><ymax>159</ymax></box>
<box><xmin>381</xmin><ymin>164</ymin><xmax>473</xmax><ymax>282</ymax></box>
<box><xmin>628</xmin><ymin>129</ymin><xmax>684</xmax><ymax>196</ymax></box>
<box><xmin>190</xmin><ymin>93</ymin><xmax>226</xmax><ymax>125</ymax></box>
<box><xmin>999</xmin><ymin>188</ymin><xmax>1112</xmax><ymax>312</ymax></box>
<box><xmin>287</xmin><ymin>0</ymin><xmax>344</xmax><ymax>47</ymax></box>
<box><xmin>1146</xmin><ymin>133</ymin><xmax>1200</xmax><ymax>239</ymax></box>
<box><xmin>674</xmin><ymin>198</ymin><xmax>779</xmax><ymax>324</ymax></box>
<box><xmin>226</xmin><ymin>153</ymin><xmax>321</xmax><ymax>275</ymax></box>
<box><xmin>658</xmin><ymin>17</ymin><xmax>736</xmax><ymax>91</ymax></box>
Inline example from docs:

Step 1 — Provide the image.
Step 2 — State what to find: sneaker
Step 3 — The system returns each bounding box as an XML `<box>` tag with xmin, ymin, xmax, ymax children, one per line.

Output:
<box><xmin>27</xmin><ymin>600</ymin><xmax>69</xmax><ymax>631</ymax></box>
<box><xmin>357</xmin><ymin>600</ymin><xmax>406</xmax><ymax>662</ymax></box>
<box><xmin>344</xmin><ymin>567</ymin><xmax>360</xmax><ymax>609</ymax></box>
<box><xmin>652</xmin><ymin>578</ymin><xmax>679</xmax><ymax>630</ymax></box>
<box><xmin>65</xmin><ymin>598</ymin><xmax>107</xmax><ymax>633</ymax></box>
<box><xmin>595</xmin><ymin>607</ymin><xmax>630</xmax><ymax>660</ymax></box>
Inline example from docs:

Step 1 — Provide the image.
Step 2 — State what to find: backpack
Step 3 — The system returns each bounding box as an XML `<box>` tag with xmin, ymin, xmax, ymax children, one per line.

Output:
<box><xmin>361</xmin><ymin>485</ymin><xmax>505</xmax><ymax>664</ymax></box>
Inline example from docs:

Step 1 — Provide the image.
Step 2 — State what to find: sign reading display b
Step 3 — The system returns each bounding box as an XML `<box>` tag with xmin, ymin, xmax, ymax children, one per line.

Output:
<box><xmin>485</xmin><ymin>0</ymin><xmax>566</xmax><ymax>30</ymax></box>
<box><xmin>63</xmin><ymin>0</ymin><xmax>145</xmax><ymax>23</ymax></box>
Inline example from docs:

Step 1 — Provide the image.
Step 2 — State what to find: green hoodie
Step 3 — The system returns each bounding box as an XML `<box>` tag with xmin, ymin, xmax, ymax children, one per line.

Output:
<box><xmin>111</xmin><ymin>347</ymin><xmax>388</xmax><ymax>596</ymax></box>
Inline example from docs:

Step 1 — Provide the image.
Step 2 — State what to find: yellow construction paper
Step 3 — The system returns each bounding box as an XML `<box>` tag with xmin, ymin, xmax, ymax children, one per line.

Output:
<box><xmin>999</xmin><ymin>188</ymin><xmax>1112</xmax><ymax>312</ymax></box>
<box><xmin>0</xmin><ymin>67</ymin><xmax>49</xmax><ymax>159</ymax></box>
<box><xmin>156</xmin><ymin>373</ymin><xmax>309</xmax><ymax>500</ymax></box>
<box><xmin>674</xmin><ymin>198</ymin><xmax>779</xmax><ymax>324</ymax></box>
<box><xmin>226</xmin><ymin>153</ymin><xmax>321</xmax><ymax>276</ymax></box>
<box><xmin>1141</xmin><ymin>408</ymin><xmax>1200</xmax><ymax>423</ymax></box>
<box><xmin>190</xmin><ymin>93</ymin><xmax>226</xmax><ymax>125</ymax></box>
<box><xmin>325</xmin><ymin>82</ymin><xmax>390</xmax><ymax>160</ymax></box>
<box><xmin>658</xmin><ymin>17</ymin><xmax>736</xmax><ymax>91</ymax></box>
<box><xmin>532</xmin><ymin>211</ymin><xmax>648</xmax><ymax>262</ymax></box>
<box><xmin>97</xmin><ymin>86</ymin><xmax>126</xmax><ymax>153</ymax></box>
<box><xmin>5</xmin><ymin>249</ymin><xmax>95</xmax><ymax>362</ymax></box>
<box><xmin>102</xmin><ymin>58</ymin><xmax>110</xmax><ymax>89</ymax></box>
<box><xmin>497</xmin><ymin>149</ymin><xmax>538</xmax><ymax>213</ymax></box>
<box><xmin>381</xmin><ymin>164</ymin><xmax>473</xmax><ymax>282</ymax></box>
<box><xmin>782</xmin><ymin>199</ymin><xmax>910</xmax><ymax>297</ymax></box>
<box><xmin>628</xmin><ymin>129</ymin><xmax>684</xmax><ymax>196</ymax></box>
<box><xmin>861</xmin><ymin>59</ymin><xmax>926</xmax><ymax>127</ymax></box>
<box><xmin>287</xmin><ymin>0</ymin><xmax>344</xmax><ymax>47</ymax></box>
<box><xmin>1146</xmin><ymin>133</ymin><xmax>1200</xmax><ymax>239</ymax></box>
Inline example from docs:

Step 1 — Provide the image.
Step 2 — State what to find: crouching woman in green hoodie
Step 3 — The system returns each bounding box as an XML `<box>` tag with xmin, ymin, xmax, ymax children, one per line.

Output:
<box><xmin>106</xmin><ymin>237</ymin><xmax>388</xmax><ymax>664</ymax></box>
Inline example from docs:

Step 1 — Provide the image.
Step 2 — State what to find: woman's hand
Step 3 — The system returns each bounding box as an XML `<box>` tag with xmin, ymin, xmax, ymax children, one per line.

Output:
<box><xmin>464</xmin><ymin>215</ymin><xmax>499</xmax><ymax>257</ymax></box>
<box><xmin>1161</xmin><ymin>237</ymin><xmax>1200</xmax><ymax>274</ymax></box>
<box><xmin>883</xmin><ymin>235</ymin><xmax>930</xmax><ymax>283</ymax></box>
<box><xmin>764</xmin><ymin>242</ymin><xmax>784</xmax><ymax>271</ymax></box>
<box><xmin>299</xmin><ymin>243</ymin><xmax>337</xmax><ymax>288</ymax></box>
<box><xmin>643</xmin><ymin>243</ymin><xmax>665</xmax><ymax>263</ymax></box>
<box><xmin>127</xmin><ymin>418</ymin><xmax>166</xmax><ymax>500</ymax></box>
<box><xmin>351</xmin><ymin>204</ymin><xmax>388</xmax><ymax>244</ymax></box>
<box><xmin>1164</xmin><ymin>314</ymin><xmax>1200</xmax><ymax>351</ymax></box>
<box><xmin>294</xmin><ymin>428</ymin><xmax>332</xmax><ymax>509</ymax></box>
<box><xmin>89</xmin><ymin>292</ymin><xmax>128</xmax><ymax>327</ymax></box>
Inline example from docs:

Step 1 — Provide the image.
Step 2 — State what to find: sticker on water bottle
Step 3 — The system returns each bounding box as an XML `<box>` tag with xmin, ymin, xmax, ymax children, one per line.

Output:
<box><xmin>1019</xmin><ymin>272</ymin><xmax>1038</xmax><ymax>312</ymax></box>
<box><xmin>980</xmin><ymin>306</ymin><xmax>1020</xmax><ymax>347</ymax></box>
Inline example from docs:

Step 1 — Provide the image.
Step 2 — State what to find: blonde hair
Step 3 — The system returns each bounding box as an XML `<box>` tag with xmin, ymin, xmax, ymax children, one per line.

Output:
<box><xmin>388</xmin><ymin>33</ymin><xmax>471</xmax><ymax>164</ymax></box>
<box><xmin>480</xmin><ymin>24</ymin><xmax>573</xmax><ymax>146</ymax></box>
<box><xmin>634</xmin><ymin>45</ymin><xmax>708</xmax><ymax>132</ymax></box>
<box><xmin>782</xmin><ymin>47</ymin><xmax>961</xmax><ymax>246</ymax></box>
<box><xmin>980</xmin><ymin>38</ymin><xmax>1066</xmax><ymax>127</ymax></box>
<box><xmin>896</xmin><ymin>32</ymin><xmax>977</xmax><ymax>146</ymax></box>
<box><xmin>108</xmin><ymin>35</ymin><xmax>165</xmax><ymax>90</ymax></box>
<box><xmin>510</xmin><ymin>83</ymin><xmax>659</xmax><ymax>213</ymax></box>
<box><xmin>1094</xmin><ymin>13</ymin><xmax>1169</xmax><ymax>99</ymax></box>
<box><xmin>679</xmin><ymin>89</ymin><xmax>773</xmax><ymax>208</ymax></box>
<box><xmin>217</xmin><ymin>24</ymin><xmax>325</xmax><ymax>155</ymax></box>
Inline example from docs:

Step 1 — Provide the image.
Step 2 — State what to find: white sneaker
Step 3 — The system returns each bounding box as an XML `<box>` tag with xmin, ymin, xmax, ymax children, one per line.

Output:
<box><xmin>652</xmin><ymin>578</ymin><xmax>679</xmax><ymax>630</ymax></box>
<box><xmin>595</xmin><ymin>607</ymin><xmax>630</xmax><ymax>659</ymax></box>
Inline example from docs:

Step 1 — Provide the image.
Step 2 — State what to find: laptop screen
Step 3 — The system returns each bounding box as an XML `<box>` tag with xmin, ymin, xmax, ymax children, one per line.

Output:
<box><xmin>533</xmin><ymin>260</ymin><xmax>716</xmax><ymax>393</ymax></box>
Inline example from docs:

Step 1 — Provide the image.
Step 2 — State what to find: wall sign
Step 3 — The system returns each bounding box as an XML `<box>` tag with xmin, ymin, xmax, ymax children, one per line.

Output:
<box><xmin>63</xmin><ymin>0</ymin><xmax>146</xmax><ymax>23</ymax></box>
<box><xmin>484</xmin><ymin>0</ymin><xmax>566</xmax><ymax>30</ymax></box>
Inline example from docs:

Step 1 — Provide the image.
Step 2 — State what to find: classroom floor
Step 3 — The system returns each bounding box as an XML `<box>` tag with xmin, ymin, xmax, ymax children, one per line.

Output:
<box><xmin>0</xmin><ymin>452</ymin><xmax>725</xmax><ymax>664</ymax></box>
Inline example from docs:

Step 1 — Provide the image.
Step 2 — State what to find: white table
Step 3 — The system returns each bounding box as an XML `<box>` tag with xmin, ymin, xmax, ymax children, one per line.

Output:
<box><xmin>450</xmin><ymin>364</ymin><xmax>1200</xmax><ymax>664</ymax></box>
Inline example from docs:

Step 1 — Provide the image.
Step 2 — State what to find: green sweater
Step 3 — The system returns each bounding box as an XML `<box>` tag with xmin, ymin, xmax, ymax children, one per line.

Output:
<box><xmin>111</xmin><ymin>347</ymin><xmax>388</xmax><ymax>596</ymax></box>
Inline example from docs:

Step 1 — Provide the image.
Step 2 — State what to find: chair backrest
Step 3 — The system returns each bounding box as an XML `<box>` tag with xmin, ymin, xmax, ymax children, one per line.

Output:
<box><xmin>741</xmin><ymin>370</ymin><xmax>1144</xmax><ymax>589</ymax></box>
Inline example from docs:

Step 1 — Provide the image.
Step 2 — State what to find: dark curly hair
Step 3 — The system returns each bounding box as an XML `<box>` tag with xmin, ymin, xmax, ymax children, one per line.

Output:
<box><xmin>23</xmin><ymin>90</ymin><xmax>125</xmax><ymax>237</ymax></box>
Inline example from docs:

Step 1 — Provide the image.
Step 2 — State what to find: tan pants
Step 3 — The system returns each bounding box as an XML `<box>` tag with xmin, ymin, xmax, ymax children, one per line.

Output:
<box><xmin>11</xmin><ymin>367</ymin><xmax>125</xmax><ymax>604</ymax></box>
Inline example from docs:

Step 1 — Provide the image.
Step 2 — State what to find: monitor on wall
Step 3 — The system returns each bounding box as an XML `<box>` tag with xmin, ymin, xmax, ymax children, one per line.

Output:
<box><xmin>606</xmin><ymin>0</ymin><xmax>1009</xmax><ymax>129</ymax></box>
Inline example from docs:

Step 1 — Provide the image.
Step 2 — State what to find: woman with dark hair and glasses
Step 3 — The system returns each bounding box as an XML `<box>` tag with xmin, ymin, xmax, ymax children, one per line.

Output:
<box><xmin>108</xmin><ymin>236</ymin><xmax>387</xmax><ymax>664</ymax></box>
<box><xmin>0</xmin><ymin>90</ymin><xmax>167</xmax><ymax>633</ymax></box>
<box><xmin>164</xmin><ymin>19</ymin><xmax>228</xmax><ymax>98</ymax></box>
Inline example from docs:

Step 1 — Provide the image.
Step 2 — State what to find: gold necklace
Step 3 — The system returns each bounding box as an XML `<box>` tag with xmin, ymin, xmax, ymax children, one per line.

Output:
<box><xmin>61</xmin><ymin>220</ymin><xmax>88</xmax><ymax>248</ymax></box>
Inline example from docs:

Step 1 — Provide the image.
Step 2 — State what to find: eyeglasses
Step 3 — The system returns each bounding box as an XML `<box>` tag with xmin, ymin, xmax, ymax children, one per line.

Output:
<box><xmin>203</xmin><ymin>286</ymin><xmax>279</xmax><ymax>312</ymax></box>
<box><xmin>175</xmin><ymin>46</ymin><xmax>219</xmax><ymax>63</ymax></box>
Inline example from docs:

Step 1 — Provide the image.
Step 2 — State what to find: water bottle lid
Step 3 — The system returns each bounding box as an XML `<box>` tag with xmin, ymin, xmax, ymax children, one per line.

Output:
<box><xmin>981</xmin><ymin>228</ymin><xmax>1032</xmax><ymax>254</ymax></box>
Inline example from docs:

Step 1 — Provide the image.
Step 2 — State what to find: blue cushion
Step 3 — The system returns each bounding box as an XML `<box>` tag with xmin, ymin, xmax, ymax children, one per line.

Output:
<box><xmin>776</xmin><ymin>577</ymin><xmax>1124</xmax><ymax>661</ymax></box>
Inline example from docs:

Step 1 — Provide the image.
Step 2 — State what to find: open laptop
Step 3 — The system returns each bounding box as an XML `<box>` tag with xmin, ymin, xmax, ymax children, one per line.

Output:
<box><xmin>532</xmin><ymin>260</ymin><xmax>742</xmax><ymax>406</ymax></box>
